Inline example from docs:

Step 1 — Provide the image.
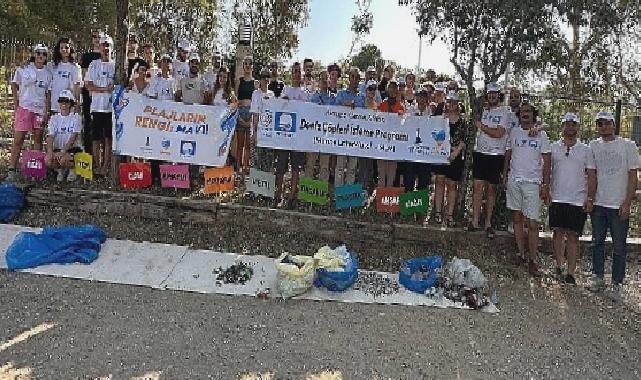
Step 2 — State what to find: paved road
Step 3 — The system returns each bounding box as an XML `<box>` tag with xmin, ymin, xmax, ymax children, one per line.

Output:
<box><xmin>1</xmin><ymin>270</ymin><xmax>640</xmax><ymax>379</ymax></box>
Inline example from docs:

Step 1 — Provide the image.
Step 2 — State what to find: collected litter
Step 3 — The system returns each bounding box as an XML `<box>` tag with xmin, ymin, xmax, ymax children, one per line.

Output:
<box><xmin>314</xmin><ymin>245</ymin><xmax>358</xmax><ymax>292</ymax></box>
<box><xmin>6</xmin><ymin>225</ymin><xmax>107</xmax><ymax>270</ymax></box>
<box><xmin>399</xmin><ymin>256</ymin><xmax>442</xmax><ymax>293</ymax></box>
<box><xmin>275</xmin><ymin>253</ymin><xmax>317</xmax><ymax>298</ymax></box>
<box><xmin>214</xmin><ymin>261</ymin><xmax>254</xmax><ymax>285</ymax></box>
<box><xmin>445</xmin><ymin>257</ymin><xmax>488</xmax><ymax>289</ymax></box>
<box><xmin>353</xmin><ymin>271</ymin><xmax>400</xmax><ymax>298</ymax></box>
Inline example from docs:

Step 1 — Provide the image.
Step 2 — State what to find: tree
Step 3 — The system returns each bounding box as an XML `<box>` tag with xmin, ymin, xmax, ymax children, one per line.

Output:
<box><xmin>350</xmin><ymin>44</ymin><xmax>382</xmax><ymax>73</ymax></box>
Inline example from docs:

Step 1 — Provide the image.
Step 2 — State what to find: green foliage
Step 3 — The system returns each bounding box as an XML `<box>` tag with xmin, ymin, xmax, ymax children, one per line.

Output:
<box><xmin>350</xmin><ymin>44</ymin><xmax>383</xmax><ymax>73</ymax></box>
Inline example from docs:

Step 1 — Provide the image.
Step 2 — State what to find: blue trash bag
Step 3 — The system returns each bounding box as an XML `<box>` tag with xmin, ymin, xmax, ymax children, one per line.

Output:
<box><xmin>399</xmin><ymin>256</ymin><xmax>443</xmax><ymax>294</ymax></box>
<box><xmin>0</xmin><ymin>183</ymin><xmax>24</xmax><ymax>222</ymax></box>
<box><xmin>6</xmin><ymin>225</ymin><xmax>106</xmax><ymax>271</ymax></box>
<box><xmin>316</xmin><ymin>251</ymin><xmax>359</xmax><ymax>292</ymax></box>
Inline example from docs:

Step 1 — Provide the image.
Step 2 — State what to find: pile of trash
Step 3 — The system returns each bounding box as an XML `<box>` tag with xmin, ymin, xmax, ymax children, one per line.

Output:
<box><xmin>214</xmin><ymin>261</ymin><xmax>254</xmax><ymax>285</ymax></box>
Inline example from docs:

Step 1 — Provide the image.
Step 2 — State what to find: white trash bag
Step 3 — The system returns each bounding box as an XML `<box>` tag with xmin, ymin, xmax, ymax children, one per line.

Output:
<box><xmin>446</xmin><ymin>257</ymin><xmax>488</xmax><ymax>289</ymax></box>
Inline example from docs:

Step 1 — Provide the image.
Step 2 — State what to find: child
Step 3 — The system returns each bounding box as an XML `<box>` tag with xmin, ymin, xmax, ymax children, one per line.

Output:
<box><xmin>45</xmin><ymin>90</ymin><xmax>82</xmax><ymax>182</ymax></box>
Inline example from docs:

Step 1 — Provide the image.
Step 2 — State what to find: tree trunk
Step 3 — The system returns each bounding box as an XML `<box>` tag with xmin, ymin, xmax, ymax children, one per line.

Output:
<box><xmin>455</xmin><ymin>83</ymin><xmax>481</xmax><ymax>223</ymax></box>
<box><xmin>112</xmin><ymin>0</ymin><xmax>130</xmax><ymax>184</ymax></box>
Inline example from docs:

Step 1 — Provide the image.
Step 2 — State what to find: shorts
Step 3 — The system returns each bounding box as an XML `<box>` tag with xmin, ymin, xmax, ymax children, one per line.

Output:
<box><xmin>549</xmin><ymin>202</ymin><xmax>586</xmax><ymax>236</ymax></box>
<box><xmin>53</xmin><ymin>147</ymin><xmax>83</xmax><ymax>155</ymax></box>
<box><xmin>15</xmin><ymin>106</ymin><xmax>44</xmax><ymax>132</ymax></box>
<box><xmin>92</xmin><ymin>112</ymin><xmax>113</xmax><ymax>141</ymax></box>
<box><xmin>506</xmin><ymin>179</ymin><xmax>541</xmax><ymax>221</ymax></box>
<box><xmin>472</xmin><ymin>152</ymin><xmax>504</xmax><ymax>184</ymax></box>
<box><xmin>433</xmin><ymin>156</ymin><xmax>464</xmax><ymax>182</ymax></box>
<box><xmin>239</xmin><ymin>105</ymin><xmax>251</xmax><ymax>122</ymax></box>
<box><xmin>275</xmin><ymin>149</ymin><xmax>306</xmax><ymax>175</ymax></box>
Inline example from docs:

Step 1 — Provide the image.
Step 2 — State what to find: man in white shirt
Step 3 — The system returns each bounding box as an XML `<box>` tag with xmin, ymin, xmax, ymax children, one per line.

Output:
<box><xmin>549</xmin><ymin>113</ymin><xmax>596</xmax><ymax>285</ymax></box>
<box><xmin>469</xmin><ymin>83</ymin><xmax>510</xmax><ymax>239</ymax></box>
<box><xmin>249</xmin><ymin>68</ymin><xmax>275</xmax><ymax>173</ymax></box>
<box><xmin>84</xmin><ymin>35</ymin><xmax>115</xmax><ymax>177</ymax></box>
<box><xmin>175</xmin><ymin>53</ymin><xmax>208</xmax><ymax>105</ymax></box>
<box><xmin>147</xmin><ymin>54</ymin><xmax>175</xmax><ymax>101</ymax></box>
<box><xmin>502</xmin><ymin>102</ymin><xmax>551</xmax><ymax>276</ymax></box>
<box><xmin>587</xmin><ymin>111</ymin><xmax>640</xmax><ymax>298</ymax></box>
<box><xmin>172</xmin><ymin>39</ymin><xmax>192</xmax><ymax>81</ymax></box>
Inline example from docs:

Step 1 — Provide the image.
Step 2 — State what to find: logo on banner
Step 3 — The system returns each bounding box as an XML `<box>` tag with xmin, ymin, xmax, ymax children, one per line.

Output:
<box><xmin>375</xmin><ymin>187</ymin><xmax>405</xmax><ymax>213</ymax></box>
<box><xmin>400</xmin><ymin>190</ymin><xmax>430</xmax><ymax>216</ymax></box>
<box><xmin>274</xmin><ymin>111</ymin><xmax>297</xmax><ymax>136</ymax></box>
<box><xmin>335</xmin><ymin>184</ymin><xmax>365</xmax><ymax>210</ymax></box>
<box><xmin>159</xmin><ymin>164</ymin><xmax>190</xmax><ymax>189</ymax></box>
<box><xmin>119</xmin><ymin>162</ymin><xmax>151</xmax><ymax>188</ymax></box>
<box><xmin>297</xmin><ymin>177</ymin><xmax>329</xmax><ymax>205</ymax></box>
<box><xmin>74</xmin><ymin>152</ymin><xmax>93</xmax><ymax>180</ymax></box>
<box><xmin>180</xmin><ymin>140</ymin><xmax>196</xmax><ymax>158</ymax></box>
<box><xmin>204</xmin><ymin>166</ymin><xmax>234</xmax><ymax>194</ymax></box>
<box><xmin>21</xmin><ymin>150</ymin><xmax>46</xmax><ymax>179</ymax></box>
<box><xmin>160</xmin><ymin>138</ymin><xmax>171</xmax><ymax>155</ymax></box>
<box><xmin>246</xmin><ymin>168</ymin><xmax>276</xmax><ymax>198</ymax></box>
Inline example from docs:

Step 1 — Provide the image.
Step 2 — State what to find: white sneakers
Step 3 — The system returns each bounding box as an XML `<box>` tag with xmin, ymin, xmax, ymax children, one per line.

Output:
<box><xmin>56</xmin><ymin>169</ymin><xmax>65</xmax><ymax>182</ymax></box>
<box><xmin>588</xmin><ymin>276</ymin><xmax>605</xmax><ymax>292</ymax></box>
<box><xmin>56</xmin><ymin>169</ymin><xmax>78</xmax><ymax>182</ymax></box>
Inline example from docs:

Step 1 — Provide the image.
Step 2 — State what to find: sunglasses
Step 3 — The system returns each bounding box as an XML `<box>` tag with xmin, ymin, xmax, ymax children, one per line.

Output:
<box><xmin>35</xmin><ymin>52</ymin><xmax>47</xmax><ymax>56</ymax></box>
<box><xmin>367</xmin><ymin>87</ymin><xmax>376</xmax><ymax>91</ymax></box>
<box><xmin>243</xmin><ymin>62</ymin><xmax>253</xmax><ymax>66</ymax></box>
<box><xmin>58</xmin><ymin>98</ymin><xmax>73</xmax><ymax>104</ymax></box>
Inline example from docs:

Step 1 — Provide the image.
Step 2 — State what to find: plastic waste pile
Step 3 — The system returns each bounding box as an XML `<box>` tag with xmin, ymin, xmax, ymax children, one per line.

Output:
<box><xmin>215</xmin><ymin>261</ymin><xmax>253</xmax><ymax>285</ymax></box>
<box><xmin>314</xmin><ymin>245</ymin><xmax>358</xmax><ymax>292</ymax></box>
<box><xmin>275</xmin><ymin>253</ymin><xmax>317</xmax><ymax>298</ymax></box>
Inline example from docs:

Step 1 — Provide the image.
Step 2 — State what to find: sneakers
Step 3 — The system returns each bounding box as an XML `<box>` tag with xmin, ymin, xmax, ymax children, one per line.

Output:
<box><xmin>588</xmin><ymin>276</ymin><xmax>605</xmax><ymax>293</ymax></box>
<box><xmin>564</xmin><ymin>274</ymin><xmax>576</xmax><ymax>285</ymax></box>
<box><xmin>528</xmin><ymin>260</ymin><xmax>541</xmax><ymax>277</ymax></box>
<box><xmin>56</xmin><ymin>169</ymin><xmax>66</xmax><ymax>182</ymax></box>
<box><xmin>609</xmin><ymin>284</ymin><xmax>623</xmax><ymax>302</ymax></box>
<box><xmin>67</xmin><ymin>169</ymin><xmax>77</xmax><ymax>182</ymax></box>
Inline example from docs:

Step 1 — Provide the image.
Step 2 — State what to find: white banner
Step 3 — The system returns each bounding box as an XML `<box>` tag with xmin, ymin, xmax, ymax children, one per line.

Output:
<box><xmin>112</xmin><ymin>91</ymin><xmax>238</xmax><ymax>166</ymax></box>
<box><xmin>245</xmin><ymin>168</ymin><xmax>276</xmax><ymax>198</ymax></box>
<box><xmin>256</xmin><ymin>99</ymin><xmax>451</xmax><ymax>164</ymax></box>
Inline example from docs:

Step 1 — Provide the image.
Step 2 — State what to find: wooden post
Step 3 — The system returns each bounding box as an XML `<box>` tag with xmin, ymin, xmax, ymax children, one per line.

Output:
<box><xmin>112</xmin><ymin>0</ymin><xmax>130</xmax><ymax>185</ymax></box>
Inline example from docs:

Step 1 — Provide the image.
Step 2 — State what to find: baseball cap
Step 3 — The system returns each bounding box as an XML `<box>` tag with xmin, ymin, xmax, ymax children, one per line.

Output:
<box><xmin>159</xmin><ymin>53</ymin><xmax>172</xmax><ymax>62</ymax></box>
<box><xmin>486</xmin><ymin>82</ymin><xmax>500</xmax><ymax>92</ymax></box>
<box><xmin>397</xmin><ymin>77</ymin><xmax>406</xmax><ymax>86</ymax></box>
<box><xmin>595</xmin><ymin>111</ymin><xmax>615</xmax><ymax>122</ymax></box>
<box><xmin>416</xmin><ymin>89</ymin><xmax>429</xmax><ymax>98</ymax></box>
<box><xmin>561</xmin><ymin>112</ymin><xmax>579</xmax><ymax>124</ymax></box>
<box><xmin>99</xmin><ymin>35</ymin><xmax>114</xmax><ymax>46</ymax></box>
<box><xmin>259</xmin><ymin>68</ymin><xmax>271</xmax><ymax>79</ymax></box>
<box><xmin>58</xmin><ymin>89</ymin><xmax>76</xmax><ymax>102</ymax></box>
<box><xmin>434</xmin><ymin>83</ymin><xmax>446</xmax><ymax>93</ymax></box>
<box><xmin>177</xmin><ymin>39</ymin><xmax>192</xmax><ymax>51</ymax></box>
<box><xmin>445</xmin><ymin>91</ymin><xmax>459</xmax><ymax>101</ymax></box>
<box><xmin>213</xmin><ymin>50</ymin><xmax>222</xmax><ymax>57</ymax></box>
<box><xmin>33</xmin><ymin>43</ymin><xmax>48</xmax><ymax>54</ymax></box>
<box><xmin>366</xmin><ymin>80</ymin><xmax>377</xmax><ymax>88</ymax></box>
<box><xmin>366</xmin><ymin>65</ymin><xmax>376</xmax><ymax>73</ymax></box>
<box><xmin>188</xmin><ymin>52</ymin><xmax>201</xmax><ymax>62</ymax></box>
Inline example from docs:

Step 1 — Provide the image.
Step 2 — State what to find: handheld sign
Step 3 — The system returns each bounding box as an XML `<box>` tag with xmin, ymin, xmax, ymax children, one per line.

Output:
<box><xmin>74</xmin><ymin>152</ymin><xmax>93</xmax><ymax>180</ymax></box>
<box><xmin>297</xmin><ymin>176</ymin><xmax>329</xmax><ymax>205</ymax></box>
<box><xmin>119</xmin><ymin>162</ymin><xmax>152</xmax><ymax>189</ymax></box>
<box><xmin>204</xmin><ymin>166</ymin><xmax>234</xmax><ymax>194</ymax></box>
<box><xmin>246</xmin><ymin>168</ymin><xmax>276</xmax><ymax>198</ymax></box>
<box><xmin>159</xmin><ymin>164</ymin><xmax>190</xmax><ymax>189</ymax></box>
<box><xmin>21</xmin><ymin>150</ymin><xmax>46</xmax><ymax>179</ymax></box>
<box><xmin>375</xmin><ymin>187</ymin><xmax>405</xmax><ymax>213</ymax></box>
<box><xmin>335</xmin><ymin>183</ymin><xmax>365</xmax><ymax>210</ymax></box>
<box><xmin>400</xmin><ymin>190</ymin><xmax>430</xmax><ymax>216</ymax></box>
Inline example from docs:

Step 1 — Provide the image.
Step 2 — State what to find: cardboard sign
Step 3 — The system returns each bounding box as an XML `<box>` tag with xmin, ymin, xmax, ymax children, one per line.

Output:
<box><xmin>119</xmin><ymin>162</ymin><xmax>152</xmax><ymax>189</ymax></box>
<box><xmin>375</xmin><ymin>187</ymin><xmax>405</xmax><ymax>213</ymax></box>
<box><xmin>297</xmin><ymin>177</ymin><xmax>329</xmax><ymax>205</ymax></box>
<box><xmin>400</xmin><ymin>190</ymin><xmax>430</xmax><ymax>216</ymax></box>
<box><xmin>21</xmin><ymin>150</ymin><xmax>46</xmax><ymax>179</ymax></box>
<box><xmin>159</xmin><ymin>164</ymin><xmax>190</xmax><ymax>189</ymax></box>
<box><xmin>335</xmin><ymin>183</ymin><xmax>365</xmax><ymax>210</ymax></box>
<box><xmin>204</xmin><ymin>166</ymin><xmax>234</xmax><ymax>194</ymax></box>
<box><xmin>245</xmin><ymin>168</ymin><xmax>276</xmax><ymax>198</ymax></box>
<box><xmin>74</xmin><ymin>152</ymin><xmax>93</xmax><ymax>180</ymax></box>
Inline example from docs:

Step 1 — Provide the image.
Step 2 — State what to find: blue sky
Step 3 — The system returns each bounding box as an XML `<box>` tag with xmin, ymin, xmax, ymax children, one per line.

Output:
<box><xmin>294</xmin><ymin>0</ymin><xmax>455</xmax><ymax>76</ymax></box>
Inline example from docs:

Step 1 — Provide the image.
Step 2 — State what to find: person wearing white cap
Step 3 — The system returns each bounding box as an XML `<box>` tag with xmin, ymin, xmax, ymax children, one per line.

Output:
<box><xmin>334</xmin><ymin>67</ymin><xmax>364</xmax><ymax>187</ymax></box>
<box><xmin>356</xmin><ymin>79</ymin><xmax>379</xmax><ymax>190</ymax></box>
<box><xmin>249</xmin><ymin>68</ymin><xmax>275</xmax><ymax>174</ymax></box>
<box><xmin>84</xmin><ymin>34</ymin><xmax>115</xmax><ymax>177</ymax></box>
<box><xmin>587</xmin><ymin>111</ymin><xmax>640</xmax><ymax>298</ymax></box>
<box><xmin>548</xmin><ymin>112</ymin><xmax>595</xmax><ymax>285</ymax></box>
<box><xmin>147</xmin><ymin>54</ymin><xmax>176</xmax><ymax>101</ymax></box>
<box><xmin>6</xmin><ymin>43</ymin><xmax>54</xmax><ymax>181</ymax></box>
<box><xmin>306</xmin><ymin>70</ymin><xmax>335</xmax><ymax>182</ymax></box>
<box><xmin>45</xmin><ymin>90</ymin><xmax>82</xmax><ymax>182</ymax></box>
<box><xmin>432</xmin><ymin>83</ymin><xmax>446</xmax><ymax>115</ymax></box>
<box><xmin>502</xmin><ymin>102</ymin><xmax>551</xmax><ymax>276</ymax></box>
<box><xmin>175</xmin><ymin>52</ymin><xmax>208</xmax><ymax>105</ymax></box>
<box><xmin>173</xmin><ymin>39</ymin><xmax>192</xmax><ymax>81</ymax></box>
<box><xmin>358</xmin><ymin>65</ymin><xmax>381</xmax><ymax>103</ymax></box>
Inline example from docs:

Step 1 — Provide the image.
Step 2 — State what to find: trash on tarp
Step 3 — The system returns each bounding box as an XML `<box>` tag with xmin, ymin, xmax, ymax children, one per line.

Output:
<box><xmin>446</xmin><ymin>257</ymin><xmax>488</xmax><ymax>289</ymax></box>
<box><xmin>314</xmin><ymin>245</ymin><xmax>359</xmax><ymax>292</ymax></box>
<box><xmin>0</xmin><ymin>183</ymin><xmax>24</xmax><ymax>222</ymax></box>
<box><xmin>399</xmin><ymin>256</ymin><xmax>442</xmax><ymax>294</ymax></box>
<box><xmin>6</xmin><ymin>225</ymin><xmax>107</xmax><ymax>270</ymax></box>
<box><xmin>275</xmin><ymin>253</ymin><xmax>317</xmax><ymax>298</ymax></box>
<box><xmin>214</xmin><ymin>261</ymin><xmax>254</xmax><ymax>285</ymax></box>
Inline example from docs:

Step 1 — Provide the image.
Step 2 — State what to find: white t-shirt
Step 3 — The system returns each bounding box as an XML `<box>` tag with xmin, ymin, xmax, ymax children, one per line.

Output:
<box><xmin>146</xmin><ymin>75</ymin><xmax>176</xmax><ymax>101</ymax></box>
<box><xmin>172</xmin><ymin>59</ymin><xmax>189</xmax><ymax>81</ymax></box>
<box><xmin>551</xmin><ymin>140</ymin><xmax>594</xmax><ymax>206</ymax></box>
<box><xmin>250</xmin><ymin>88</ymin><xmax>275</xmax><ymax>114</ymax></box>
<box><xmin>506</xmin><ymin>126</ymin><xmax>551</xmax><ymax>183</ymax></box>
<box><xmin>475</xmin><ymin>106</ymin><xmax>511</xmax><ymax>155</ymax></box>
<box><xmin>47</xmin><ymin>113</ymin><xmax>81</xmax><ymax>150</ymax></box>
<box><xmin>204</xmin><ymin>69</ymin><xmax>216</xmax><ymax>90</ymax></box>
<box><xmin>211</xmin><ymin>90</ymin><xmax>228</xmax><ymax>106</ymax></box>
<box><xmin>589</xmin><ymin>137</ymin><xmax>640</xmax><ymax>209</ymax></box>
<box><xmin>84</xmin><ymin>60</ymin><xmax>115</xmax><ymax>113</ymax></box>
<box><xmin>48</xmin><ymin>61</ymin><xmax>81</xmax><ymax>112</ymax></box>
<box><xmin>12</xmin><ymin>63</ymin><xmax>53</xmax><ymax>114</ymax></box>
<box><xmin>282</xmin><ymin>85</ymin><xmax>309</xmax><ymax>101</ymax></box>
<box><xmin>178</xmin><ymin>76</ymin><xmax>207</xmax><ymax>105</ymax></box>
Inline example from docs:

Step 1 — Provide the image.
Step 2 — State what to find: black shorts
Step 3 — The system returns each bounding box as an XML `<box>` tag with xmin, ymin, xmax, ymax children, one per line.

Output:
<box><xmin>92</xmin><ymin>112</ymin><xmax>113</xmax><ymax>141</ymax></box>
<box><xmin>472</xmin><ymin>152</ymin><xmax>504</xmax><ymax>184</ymax></box>
<box><xmin>549</xmin><ymin>202</ymin><xmax>587</xmax><ymax>236</ymax></box>
<box><xmin>275</xmin><ymin>150</ymin><xmax>306</xmax><ymax>175</ymax></box>
<box><xmin>433</xmin><ymin>156</ymin><xmax>464</xmax><ymax>182</ymax></box>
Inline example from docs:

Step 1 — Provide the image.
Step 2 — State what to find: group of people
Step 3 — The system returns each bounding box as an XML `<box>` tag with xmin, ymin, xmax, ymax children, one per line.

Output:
<box><xmin>5</xmin><ymin>33</ymin><xmax>639</xmax><ymax>296</ymax></box>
